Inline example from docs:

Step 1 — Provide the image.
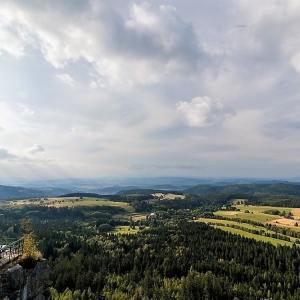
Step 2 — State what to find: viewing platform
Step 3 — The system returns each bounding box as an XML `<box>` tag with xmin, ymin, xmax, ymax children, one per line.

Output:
<box><xmin>0</xmin><ymin>238</ymin><xmax>24</xmax><ymax>268</ymax></box>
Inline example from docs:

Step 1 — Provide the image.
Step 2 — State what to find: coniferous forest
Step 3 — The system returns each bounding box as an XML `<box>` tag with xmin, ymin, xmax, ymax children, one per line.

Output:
<box><xmin>2</xmin><ymin>187</ymin><xmax>300</xmax><ymax>299</ymax></box>
<box><xmin>41</xmin><ymin>222</ymin><xmax>300</xmax><ymax>299</ymax></box>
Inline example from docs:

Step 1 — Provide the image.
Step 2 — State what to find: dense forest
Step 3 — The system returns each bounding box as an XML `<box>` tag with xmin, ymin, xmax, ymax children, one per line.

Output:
<box><xmin>42</xmin><ymin>222</ymin><xmax>300</xmax><ymax>299</ymax></box>
<box><xmin>2</xmin><ymin>185</ymin><xmax>300</xmax><ymax>299</ymax></box>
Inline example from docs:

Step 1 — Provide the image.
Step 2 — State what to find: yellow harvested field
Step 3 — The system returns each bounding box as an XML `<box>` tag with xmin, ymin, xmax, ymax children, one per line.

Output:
<box><xmin>152</xmin><ymin>193</ymin><xmax>164</xmax><ymax>198</ymax></box>
<box><xmin>163</xmin><ymin>193</ymin><xmax>185</xmax><ymax>200</ymax></box>
<box><xmin>152</xmin><ymin>193</ymin><xmax>185</xmax><ymax>200</ymax></box>
<box><xmin>268</xmin><ymin>218</ymin><xmax>297</xmax><ymax>226</ymax></box>
<box><xmin>292</xmin><ymin>208</ymin><xmax>300</xmax><ymax>218</ymax></box>
<box><xmin>220</xmin><ymin>211</ymin><xmax>239</xmax><ymax>216</ymax></box>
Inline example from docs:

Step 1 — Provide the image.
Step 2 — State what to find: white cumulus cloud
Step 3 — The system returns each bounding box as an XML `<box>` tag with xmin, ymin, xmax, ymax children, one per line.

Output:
<box><xmin>176</xmin><ymin>96</ymin><xmax>234</xmax><ymax>127</ymax></box>
<box><xmin>57</xmin><ymin>74</ymin><xmax>75</xmax><ymax>86</ymax></box>
<box><xmin>25</xmin><ymin>144</ymin><xmax>45</xmax><ymax>154</ymax></box>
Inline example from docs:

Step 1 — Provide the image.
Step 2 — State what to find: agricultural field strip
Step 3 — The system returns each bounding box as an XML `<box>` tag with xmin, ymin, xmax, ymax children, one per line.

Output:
<box><xmin>214</xmin><ymin>211</ymin><xmax>278</xmax><ymax>223</ymax></box>
<box><xmin>198</xmin><ymin>217</ymin><xmax>299</xmax><ymax>245</ymax></box>
<box><xmin>14</xmin><ymin>197</ymin><xmax>130</xmax><ymax>208</ymax></box>
<box><xmin>215</xmin><ymin>205</ymin><xmax>296</xmax><ymax>224</ymax></box>
<box><xmin>227</xmin><ymin>204</ymin><xmax>292</xmax><ymax>214</ymax></box>
<box><xmin>197</xmin><ymin>218</ymin><xmax>266</xmax><ymax>230</ymax></box>
<box><xmin>213</xmin><ymin>226</ymin><xmax>295</xmax><ymax>247</ymax></box>
<box><xmin>216</xmin><ymin>205</ymin><xmax>300</xmax><ymax>229</ymax></box>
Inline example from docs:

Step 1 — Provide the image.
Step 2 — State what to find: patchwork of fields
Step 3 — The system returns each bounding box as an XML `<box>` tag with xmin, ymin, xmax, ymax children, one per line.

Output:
<box><xmin>3</xmin><ymin>196</ymin><xmax>148</xmax><ymax>228</ymax></box>
<box><xmin>5</xmin><ymin>196</ymin><xmax>300</xmax><ymax>245</ymax></box>
<box><xmin>199</xmin><ymin>204</ymin><xmax>300</xmax><ymax>247</ymax></box>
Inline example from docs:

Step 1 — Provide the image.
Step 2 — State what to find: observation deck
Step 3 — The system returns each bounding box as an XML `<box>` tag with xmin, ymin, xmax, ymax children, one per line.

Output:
<box><xmin>0</xmin><ymin>238</ymin><xmax>24</xmax><ymax>268</ymax></box>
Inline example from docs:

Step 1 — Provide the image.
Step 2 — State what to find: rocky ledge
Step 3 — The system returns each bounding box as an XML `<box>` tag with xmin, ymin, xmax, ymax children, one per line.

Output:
<box><xmin>0</xmin><ymin>259</ymin><xmax>51</xmax><ymax>300</ymax></box>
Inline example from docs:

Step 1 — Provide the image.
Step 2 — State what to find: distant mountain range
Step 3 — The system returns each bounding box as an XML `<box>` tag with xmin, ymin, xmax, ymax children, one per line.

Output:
<box><xmin>1</xmin><ymin>177</ymin><xmax>300</xmax><ymax>198</ymax></box>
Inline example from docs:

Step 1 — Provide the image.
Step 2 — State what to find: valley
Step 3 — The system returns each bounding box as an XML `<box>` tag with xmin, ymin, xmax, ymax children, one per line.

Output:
<box><xmin>2</xmin><ymin>182</ymin><xmax>300</xmax><ymax>299</ymax></box>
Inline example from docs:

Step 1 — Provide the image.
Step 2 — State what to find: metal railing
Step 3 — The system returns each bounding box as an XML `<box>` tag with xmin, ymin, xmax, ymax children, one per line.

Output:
<box><xmin>0</xmin><ymin>238</ymin><xmax>24</xmax><ymax>268</ymax></box>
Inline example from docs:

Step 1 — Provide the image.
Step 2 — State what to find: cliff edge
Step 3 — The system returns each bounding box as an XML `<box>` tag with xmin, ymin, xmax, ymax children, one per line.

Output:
<box><xmin>0</xmin><ymin>259</ymin><xmax>51</xmax><ymax>300</ymax></box>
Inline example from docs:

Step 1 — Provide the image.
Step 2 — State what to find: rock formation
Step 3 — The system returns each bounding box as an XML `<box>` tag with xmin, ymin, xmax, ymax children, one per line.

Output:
<box><xmin>0</xmin><ymin>259</ymin><xmax>51</xmax><ymax>300</ymax></box>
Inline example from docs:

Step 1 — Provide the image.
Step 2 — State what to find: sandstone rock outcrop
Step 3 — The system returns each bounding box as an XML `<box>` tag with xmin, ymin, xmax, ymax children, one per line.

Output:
<box><xmin>0</xmin><ymin>259</ymin><xmax>51</xmax><ymax>300</ymax></box>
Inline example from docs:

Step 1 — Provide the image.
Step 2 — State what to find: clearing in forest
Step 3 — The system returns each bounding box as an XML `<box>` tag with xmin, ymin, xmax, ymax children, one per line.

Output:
<box><xmin>197</xmin><ymin>217</ymin><xmax>299</xmax><ymax>247</ymax></box>
<box><xmin>215</xmin><ymin>205</ymin><xmax>294</xmax><ymax>223</ymax></box>
<box><xmin>163</xmin><ymin>193</ymin><xmax>185</xmax><ymax>200</ymax></box>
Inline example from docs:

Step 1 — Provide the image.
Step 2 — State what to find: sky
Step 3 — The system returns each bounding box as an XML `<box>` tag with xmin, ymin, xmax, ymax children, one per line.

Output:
<box><xmin>1</xmin><ymin>0</ymin><xmax>300</xmax><ymax>181</ymax></box>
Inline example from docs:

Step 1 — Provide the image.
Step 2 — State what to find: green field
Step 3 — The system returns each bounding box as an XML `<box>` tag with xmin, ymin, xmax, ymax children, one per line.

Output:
<box><xmin>197</xmin><ymin>217</ymin><xmax>298</xmax><ymax>247</ymax></box>
<box><xmin>200</xmin><ymin>204</ymin><xmax>300</xmax><ymax>247</ymax></box>
<box><xmin>215</xmin><ymin>205</ymin><xmax>294</xmax><ymax>223</ymax></box>
<box><xmin>197</xmin><ymin>217</ymin><xmax>265</xmax><ymax>230</ymax></box>
<box><xmin>7</xmin><ymin>197</ymin><xmax>153</xmax><ymax>223</ymax></box>
<box><xmin>14</xmin><ymin>197</ymin><xmax>134</xmax><ymax>210</ymax></box>
<box><xmin>213</xmin><ymin>226</ymin><xmax>295</xmax><ymax>247</ymax></box>
<box><xmin>112</xmin><ymin>225</ymin><xmax>149</xmax><ymax>234</ymax></box>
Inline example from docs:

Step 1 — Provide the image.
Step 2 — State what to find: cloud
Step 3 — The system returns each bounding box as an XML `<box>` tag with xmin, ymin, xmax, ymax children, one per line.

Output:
<box><xmin>228</xmin><ymin>1</ymin><xmax>300</xmax><ymax>69</ymax></box>
<box><xmin>2</xmin><ymin>145</ymin><xmax>45</xmax><ymax>158</ymax></box>
<box><xmin>0</xmin><ymin>148</ymin><xmax>16</xmax><ymax>160</ymax></box>
<box><xmin>176</xmin><ymin>96</ymin><xmax>234</xmax><ymax>127</ymax></box>
<box><xmin>290</xmin><ymin>53</ymin><xmax>300</xmax><ymax>75</ymax></box>
<box><xmin>18</xmin><ymin>103</ymin><xmax>34</xmax><ymax>115</ymax></box>
<box><xmin>57</xmin><ymin>73</ymin><xmax>75</xmax><ymax>86</ymax></box>
<box><xmin>89</xmin><ymin>80</ymin><xmax>106</xmax><ymax>89</ymax></box>
<box><xmin>25</xmin><ymin>144</ymin><xmax>45</xmax><ymax>154</ymax></box>
<box><xmin>0</xmin><ymin>145</ymin><xmax>50</xmax><ymax>166</ymax></box>
<box><xmin>1</xmin><ymin>1</ymin><xmax>300</xmax><ymax>179</ymax></box>
<box><xmin>0</xmin><ymin>1</ymin><xmax>202</xmax><ymax>87</ymax></box>
<box><xmin>0</xmin><ymin>7</ymin><xmax>31</xmax><ymax>58</ymax></box>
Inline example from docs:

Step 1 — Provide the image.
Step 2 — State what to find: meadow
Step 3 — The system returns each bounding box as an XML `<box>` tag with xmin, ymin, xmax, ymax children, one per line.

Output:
<box><xmin>12</xmin><ymin>197</ymin><xmax>134</xmax><ymax>210</ymax></box>
<box><xmin>199</xmin><ymin>204</ymin><xmax>300</xmax><ymax>246</ymax></box>
<box><xmin>196</xmin><ymin>217</ymin><xmax>298</xmax><ymax>247</ymax></box>
<box><xmin>215</xmin><ymin>204</ymin><xmax>296</xmax><ymax>224</ymax></box>
<box><xmin>7</xmin><ymin>197</ymin><xmax>149</xmax><ymax>228</ymax></box>
<box><xmin>112</xmin><ymin>225</ymin><xmax>149</xmax><ymax>234</ymax></box>
<box><xmin>213</xmin><ymin>226</ymin><xmax>295</xmax><ymax>247</ymax></box>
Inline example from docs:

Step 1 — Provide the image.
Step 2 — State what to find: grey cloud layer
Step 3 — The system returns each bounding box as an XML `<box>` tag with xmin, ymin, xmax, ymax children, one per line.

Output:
<box><xmin>0</xmin><ymin>148</ymin><xmax>16</xmax><ymax>160</ymax></box>
<box><xmin>1</xmin><ymin>0</ymin><xmax>300</xmax><ymax>179</ymax></box>
<box><xmin>0</xmin><ymin>1</ymin><xmax>202</xmax><ymax>86</ymax></box>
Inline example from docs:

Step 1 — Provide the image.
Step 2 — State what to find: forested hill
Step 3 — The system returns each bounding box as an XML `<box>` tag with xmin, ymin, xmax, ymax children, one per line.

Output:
<box><xmin>0</xmin><ymin>185</ymin><xmax>73</xmax><ymax>198</ymax></box>
<box><xmin>184</xmin><ymin>183</ymin><xmax>300</xmax><ymax>196</ymax></box>
<box><xmin>117</xmin><ymin>183</ymin><xmax>300</xmax><ymax>197</ymax></box>
<box><xmin>3</xmin><ymin>181</ymin><xmax>300</xmax><ymax>201</ymax></box>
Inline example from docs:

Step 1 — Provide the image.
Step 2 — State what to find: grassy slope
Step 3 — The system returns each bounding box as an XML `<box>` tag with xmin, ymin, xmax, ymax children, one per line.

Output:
<box><xmin>196</xmin><ymin>218</ymin><xmax>297</xmax><ymax>246</ymax></box>
<box><xmin>200</xmin><ymin>204</ymin><xmax>300</xmax><ymax>246</ymax></box>
<box><xmin>215</xmin><ymin>205</ymin><xmax>293</xmax><ymax>223</ymax></box>
<box><xmin>214</xmin><ymin>226</ymin><xmax>295</xmax><ymax>247</ymax></box>
<box><xmin>6</xmin><ymin>197</ymin><xmax>150</xmax><ymax>227</ymax></box>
